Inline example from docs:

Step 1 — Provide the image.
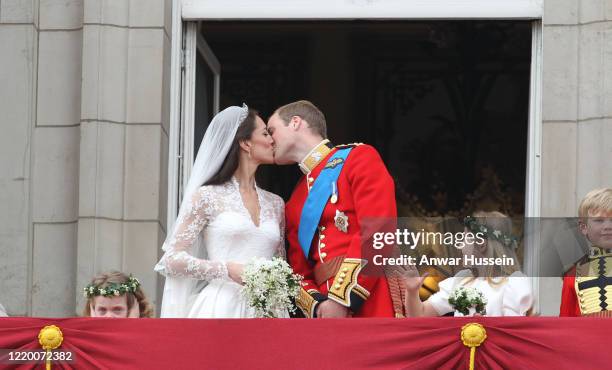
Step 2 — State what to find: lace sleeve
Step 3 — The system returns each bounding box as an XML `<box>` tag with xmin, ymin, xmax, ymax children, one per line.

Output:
<box><xmin>155</xmin><ymin>187</ymin><xmax>228</xmax><ymax>281</ymax></box>
<box><xmin>275</xmin><ymin>196</ymin><xmax>287</xmax><ymax>259</ymax></box>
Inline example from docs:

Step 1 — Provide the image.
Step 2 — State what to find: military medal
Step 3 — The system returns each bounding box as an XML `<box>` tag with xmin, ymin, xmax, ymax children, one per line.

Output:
<box><xmin>330</xmin><ymin>181</ymin><xmax>338</xmax><ymax>204</ymax></box>
<box><xmin>334</xmin><ymin>210</ymin><xmax>349</xmax><ymax>233</ymax></box>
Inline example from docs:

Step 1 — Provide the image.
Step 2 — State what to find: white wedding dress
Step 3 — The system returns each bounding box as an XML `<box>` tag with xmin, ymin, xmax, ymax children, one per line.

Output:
<box><xmin>154</xmin><ymin>177</ymin><xmax>286</xmax><ymax>318</ymax></box>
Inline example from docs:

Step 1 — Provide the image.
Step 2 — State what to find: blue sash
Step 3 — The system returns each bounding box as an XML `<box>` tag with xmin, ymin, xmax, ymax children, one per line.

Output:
<box><xmin>297</xmin><ymin>148</ymin><xmax>352</xmax><ymax>259</ymax></box>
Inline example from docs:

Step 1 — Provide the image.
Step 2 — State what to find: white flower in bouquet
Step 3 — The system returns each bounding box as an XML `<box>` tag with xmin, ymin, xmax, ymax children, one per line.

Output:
<box><xmin>241</xmin><ymin>257</ymin><xmax>303</xmax><ymax>318</ymax></box>
<box><xmin>448</xmin><ymin>286</ymin><xmax>487</xmax><ymax>316</ymax></box>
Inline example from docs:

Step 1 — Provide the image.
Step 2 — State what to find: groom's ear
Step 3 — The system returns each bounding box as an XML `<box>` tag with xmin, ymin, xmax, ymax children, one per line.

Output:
<box><xmin>290</xmin><ymin>116</ymin><xmax>301</xmax><ymax>130</ymax></box>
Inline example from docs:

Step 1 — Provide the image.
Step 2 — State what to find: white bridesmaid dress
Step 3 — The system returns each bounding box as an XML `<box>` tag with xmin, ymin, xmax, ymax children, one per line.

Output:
<box><xmin>427</xmin><ymin>269</ymin><xmax>534</xmax><ymax>316</ymax></box>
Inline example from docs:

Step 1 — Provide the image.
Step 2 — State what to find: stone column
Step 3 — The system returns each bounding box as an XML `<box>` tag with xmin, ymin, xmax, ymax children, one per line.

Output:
<box><xmin>0</xmin><ymin>0</ymin><xmax>83</xmax><ymax>317</ymax></box>
<box><xmin>540</xmin><ymin>0</ymin><xmax>612</xmax><ymax>315</ymax></box>
<box><xmin>76</xmin><ymin>0</ymin><xmax>167</xmax><ymax>315</ymax></box>
<box><xmin>0</xmin><ymin>0</ymin><xmax>38</xmax><ymax>317</ymax></box>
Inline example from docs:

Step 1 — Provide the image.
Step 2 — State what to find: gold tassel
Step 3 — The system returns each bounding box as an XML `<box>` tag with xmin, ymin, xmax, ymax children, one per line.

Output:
<box><xmin>461</xmin><ymin>323</ymin><xmax>487</xmax><ymax>370</ymax></box>
<box><xmin>38</xmin><ymin>325</ymin><xmax>63</xmax><ymax>370</ymax></box>
<box><xmin>469</xmin><ymin>347</ymin><xmax>476</xmax><ymax>370</ymax></box>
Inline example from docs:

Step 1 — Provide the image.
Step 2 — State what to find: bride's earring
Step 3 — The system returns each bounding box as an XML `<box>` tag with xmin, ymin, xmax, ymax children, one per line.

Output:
<box><xmin>248</xmin><ymin>149</ymin><xmax>252</xmax><ymax>159</ymax></box>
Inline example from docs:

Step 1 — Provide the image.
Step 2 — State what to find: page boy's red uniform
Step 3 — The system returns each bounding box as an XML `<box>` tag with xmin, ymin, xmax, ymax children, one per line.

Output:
<box><xmin>560</xmin><ymin>248</ymin><xmax>612</xmax><ymax>317</ymax></box>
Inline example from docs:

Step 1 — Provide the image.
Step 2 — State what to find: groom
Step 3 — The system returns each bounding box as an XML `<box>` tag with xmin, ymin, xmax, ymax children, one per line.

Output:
<box><xmin>268</xmin><ymin>100</ymin><xmax>397</xmax><ymax>318</ymax></box>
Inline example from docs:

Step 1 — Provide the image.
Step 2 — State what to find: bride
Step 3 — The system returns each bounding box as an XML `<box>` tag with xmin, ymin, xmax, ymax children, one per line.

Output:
<box><xmin>154</xmin><ymin>104</ymin><xmax>286</xmax><ymax>318</ymax></box>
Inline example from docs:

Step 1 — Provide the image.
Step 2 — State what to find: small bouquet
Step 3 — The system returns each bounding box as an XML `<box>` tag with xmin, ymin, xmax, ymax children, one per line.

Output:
<box><xmin>448</xmin><ymin>286</ymin><xmax>487</xmax><ymax>316</ymax></box>
<box><xmin>242</xmin><ymin>257</ymin><xmax>303</xmax><ymax>318</ymax></box>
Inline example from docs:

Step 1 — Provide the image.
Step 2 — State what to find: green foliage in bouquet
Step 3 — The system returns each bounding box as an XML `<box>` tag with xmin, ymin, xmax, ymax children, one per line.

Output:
<box><xmin>242</xmin><ymin>257</ymin><xmax>303</xmax><ymax>318</ymax></box>
<box><xmin>448</xmin><ymin>286</ymin><xmax>487</xmax><ymax>316</ymax></box>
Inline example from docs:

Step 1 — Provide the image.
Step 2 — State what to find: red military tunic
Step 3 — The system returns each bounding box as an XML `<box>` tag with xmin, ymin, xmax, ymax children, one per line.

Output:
<box><xmin>286</xmin><ymin>140</ymin><xmax>396</xmax><ymax>317</ymax></box>
<box><xmin>559</xmin><ymin>266</ymin><xmax>581</xmax><ymax>317</ymax></box>
<box><xmin>560</xmin><ymin>248</ymin><xmax>612</xmax><ymax>317</ymax></box>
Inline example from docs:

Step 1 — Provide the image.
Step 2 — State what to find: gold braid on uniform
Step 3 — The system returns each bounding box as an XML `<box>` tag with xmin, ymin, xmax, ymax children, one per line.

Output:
<box><xmin>575</xmin><ymin>248</ymin><xmax>612</xmax><ymax>316</ymax></box>
<box><xmin>295</xmin><ymin>288</ymin><xmax>327</xmax><ymax>318</ymax></box>
<box><xmin>327</xmin><ymin>258</ymin><xmax>370</xmax><ymax>312</ymax></box>
<box><xmin>335</xmin><ymin>142</ymin><xmax>363</xmax><ymax>149</ymax></box>
<box><xmin>299</xmin><ymin>140</ymin><xmax>333</xmax><ymax>174</ymax></box>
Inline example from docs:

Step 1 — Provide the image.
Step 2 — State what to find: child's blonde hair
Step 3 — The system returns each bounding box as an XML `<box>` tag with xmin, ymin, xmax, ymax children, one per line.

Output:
<box><xmin>83</xmin><ymin>271</ymin><xmax>154</xmax><ymax>318</ymax></box>
<box><xmin>463</xmin><ymin>211</ymin><xmax>520</xmax><ymax>286</ymax></box>
<box><xmin>578</xmin><ymin>188</ymin><xmax>612</xmax><ymax>219</ymax></box>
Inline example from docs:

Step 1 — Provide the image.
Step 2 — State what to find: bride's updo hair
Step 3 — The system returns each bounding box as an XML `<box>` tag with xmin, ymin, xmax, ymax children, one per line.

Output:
<box><xmin>204</xmin><ymin>109</ymin><xmax>258</xmax><ymax>186</ymax></box>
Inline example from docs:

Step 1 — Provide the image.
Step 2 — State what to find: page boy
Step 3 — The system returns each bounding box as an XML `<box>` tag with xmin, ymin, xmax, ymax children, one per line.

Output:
<box><xmin>560</xmin><ymin>188</ymin><xmax>612</xmax><ymax>317</ymax></box>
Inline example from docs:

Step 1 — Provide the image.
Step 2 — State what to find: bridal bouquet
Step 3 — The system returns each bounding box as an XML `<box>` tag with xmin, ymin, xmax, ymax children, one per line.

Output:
<box><xmin>448</xmin><ymin>286</ymin><xmax>487</xmax><ymax>316</ymax></box>
<box><xmin>242</xmin><ymin>257</ymin><xmax>303</xmax><ymax>318</ymax></box>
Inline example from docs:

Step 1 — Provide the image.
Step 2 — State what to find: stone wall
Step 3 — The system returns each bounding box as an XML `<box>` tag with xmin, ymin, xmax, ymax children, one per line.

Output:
<box><xmin>0</xmin><ymin>0</ymin><xmax>83</xmax><ymax>316</ymax></box>
<box><xmin>0</xmin><ymin>0</ymin><xmax>169</xmax><ymax>316</ymax></box>
<box><xmin>0</xmin><ymin>0</ymin><xmax>38</xmax><ymax>317</ymax></box>
<box><xmin>542</xmin><ymin>0</ymin><xmax>612</xmax><ymax>216</ymax></box>
<box><xmin>539</xmin><ymin>0</ymin><xmax>612</xmax><ymax>315</ymax></box>
<box><xmin>76</xmin><ymin>0</ymin><xmax>168</xmax><ymax>317</ymax></box>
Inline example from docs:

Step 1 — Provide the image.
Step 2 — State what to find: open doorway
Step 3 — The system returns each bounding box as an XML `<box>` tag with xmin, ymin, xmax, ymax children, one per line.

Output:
<box><xmin>195</xmin><ymin>20</ymin><xmax>532</xmax><ymax>219</ymax></box>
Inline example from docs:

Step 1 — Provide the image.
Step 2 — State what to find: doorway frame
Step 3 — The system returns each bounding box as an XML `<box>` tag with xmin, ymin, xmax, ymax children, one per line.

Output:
<box><xmin>166</xmin><ymin>0</ymin><xmax>544</xmax><ymax>310</ymax></box>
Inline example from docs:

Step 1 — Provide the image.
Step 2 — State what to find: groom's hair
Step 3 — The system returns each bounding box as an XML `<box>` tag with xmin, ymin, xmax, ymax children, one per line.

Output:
<box><xmin>275</xmin><ymin>100</ymin><xmax>327</xmax><ymax>138</ymax></box>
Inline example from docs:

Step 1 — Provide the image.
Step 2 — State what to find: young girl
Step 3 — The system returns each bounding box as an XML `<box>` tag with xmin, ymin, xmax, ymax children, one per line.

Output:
<box><xmin>83</xmin><ymin>271</ymin><xmax>154</xmax><ymax>318</ymax></box>
<box><xmin>403</xmin><ymin>211</ymin><xmax>533</xmax><ymax>317</ymax></box>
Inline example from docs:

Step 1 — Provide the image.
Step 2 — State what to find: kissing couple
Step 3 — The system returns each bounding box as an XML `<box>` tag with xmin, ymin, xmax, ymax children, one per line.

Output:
<box><xmin>154</xmin><ymin>100</ymin><xmax>399</xmax><ymax>318</ymax></box>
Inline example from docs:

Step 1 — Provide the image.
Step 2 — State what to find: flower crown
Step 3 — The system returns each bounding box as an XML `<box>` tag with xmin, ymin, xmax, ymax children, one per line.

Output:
<box><xmin>83</xmin><ymin>276</ymin><xmax>141</xmax><ymax>298</ymax></box>
<box><xmin>463</xmin><ymin>216</ymin><xmax>518</xmax><ymax>249</ymax></box>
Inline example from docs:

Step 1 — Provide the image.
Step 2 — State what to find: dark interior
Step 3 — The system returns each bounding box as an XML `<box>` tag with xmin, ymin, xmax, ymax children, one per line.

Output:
<box><xmin>196</xmin><ymin>20</ymin><xmax>532</xmax><ymax>218</ymax></box>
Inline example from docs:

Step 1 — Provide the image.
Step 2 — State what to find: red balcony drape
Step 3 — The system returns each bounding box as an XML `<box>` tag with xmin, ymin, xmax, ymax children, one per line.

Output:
<box><xmin>0</xmin><ymin>317</ymin><xmax>607</xmax><ymax>369</ymax></box>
